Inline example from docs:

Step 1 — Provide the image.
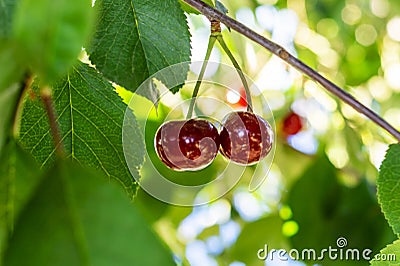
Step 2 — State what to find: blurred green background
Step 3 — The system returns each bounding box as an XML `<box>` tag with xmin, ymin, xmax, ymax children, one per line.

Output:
<box><xmin>120</xmin><ymin>0</ymin><xmax>400</xmax><ymax>265</ymax></box>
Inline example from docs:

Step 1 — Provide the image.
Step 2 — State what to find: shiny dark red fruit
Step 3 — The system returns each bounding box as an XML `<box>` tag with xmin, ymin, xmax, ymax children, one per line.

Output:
<box><xmin>282</xmin><ymin>111</ymin><xmax>303</xmax><ymax>136</ymax></box>
<box><xmin>219</xmin><ymin>111</ymin><xmax>273</xmax><ymax>165</ymax></box>
<box><xmin>155</xmin><ymin>119</ymin><xmax>220</xmax><ymax>171</ymax></box>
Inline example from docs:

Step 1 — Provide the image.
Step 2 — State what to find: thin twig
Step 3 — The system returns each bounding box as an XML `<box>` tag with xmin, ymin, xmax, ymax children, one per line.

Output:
<box><xmin>187</xmin><ymin>35</ymin><xmax>217</xmax><ymax>119</ymax></box>
<box><xmin>182</xmin><ymin>0</ymin><xmax>400</xmax><ymax>142</ymax></box>
<box><xmin>40</xmin><ymin>86</ymin><xmax>65</xmax><ymax>157</ymax></box>
<box><xmin>216</xmin><ymin>35</ymin><xmax>253</xmax><ymax>112</ymax></box>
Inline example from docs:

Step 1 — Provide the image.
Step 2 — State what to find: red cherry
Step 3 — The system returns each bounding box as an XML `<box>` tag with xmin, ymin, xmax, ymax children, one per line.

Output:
<box><xmin>282</xmin><ymin>112</ymin><xmax>303</xmax><ymax>135</ymax></box>
<box><xmin>237</xmin><ymin>87</ymin><xmax>247</xmax><ymax>108</ymax></box>
<box><xmin>219</xmin><ymin>111</ymin><xmax>273</xmax><ymax>165</ymax></box>
<box><xmin>155</xmin><ymin>119</ymin><xmax>220</xmax><ymax>171</ymax></box>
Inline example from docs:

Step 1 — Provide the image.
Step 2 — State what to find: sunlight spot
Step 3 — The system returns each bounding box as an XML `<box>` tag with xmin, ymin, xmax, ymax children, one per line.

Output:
<box><xmin>361</xmin><ymin>129</ymin><xmax>374</xmax><ymax>146</ymax></box>
<box><xmin>227</xmin><ymin>90</ymin><xmax>240</xmax><ymax>104</ymax></box>
<box><xmin>317</xmin><ymin>18</ymin><xmax>339</xmax><ymax>39</ymax></box>
<box><xmin>292</xmin><ymin>98</ymin><xmax>330</xmax><ymax>134</ymax></box>
<box><xmin>246</xmin><ymin>43</ymin><xmax>258</xmax><ymax>71</ymax></box>
<box><xmin>236</xmin><ymin>7</ymin><xmax>258</xmax><ymax>31</ymax></box>
<box><xmin>234</xmin><ymin>190</ymin><xmax>268</xmax><ymax>221</ymax></box>
<box><xmin>331</xmin><ymin>112</ymin><xmax>345</xmax><ymax>131</ymax></box>
<box><xmin>272</xmin><ymin>9</ymin><xmax>299</xmax><ymax>46</ymax></box>
<box><xmin>206</xmin><ymin>236</ymin><xmax>224</xmax><ymax>255</ymax></box>
<box><xmin>256</xmin><ymin>5</ymin><xmax>278</xmax><ymax>32</ymax></box>
<box><xmin>368</xmin><ymin>141</ymin><xmax>388</xmax><ymax>169</ymax></box>
<box><xmin>341</xmin><ymin>100</ymin><xmax>362</xmax><ymax>120</ymax></box>
<box><xmin>370</xmin><ymin>0</ymin><xmax>390</xmax><ymax>18</ymax></box>
<box><xmin>342</xmin><ymin>4</ymin><xmax>362</xmax><ymax>25</ymax></box>
<box><xmin>256</xmin><ymin>58</ymin><xmax>294</xmax><ymax>91</ymax></box>
<box><xmin>355</xmin><ymin>24</ymin><xmax>377</xmax><ymax>46</ymax></box>
<box><xmin>384</xmin><ymin>108</ymin><xmax>400</xmax><ymax>129</ymax></box>
<box><xmin>296</xmin><ymin>25</ymin><xmax>331</xmax><ymax>55</ymax></box>
<box><xmin>258</xmin><ymin>167</ymin><xmax>282</xmax><ymax>205</ymax></box>
<box><xmin>287</xmin><ymin>130</ymin><xmax>318</xmax><ymax>155</ymax></box>
<box><xmin>261</xmin><ymin>91</ymin><xmax>286</xmax><ymax>110</ymax></box>
<box><xmin>186</xmin><ymin>241</ymin><xmax>218</xmax><ymax>266</ymax></box>
<box><xmin>209</xmin><ymin>199</ymin><xmax>231</xmax><ymax>225</ymax></box>
<box><xmin>304</xmin><ymin>81</ymin><xmax>337</xmax><ymax>111</ymax></box>
<box><xmin>318</xmin><ymin>48</ymin><xmax>340</xmax><ymax>69</ymax></box>
<box><xmin>368</xmin><ymin>76</ymin><xmax>392</xmax><ymax>101</ymax></box>
<box><xmin>220</xmin><ymin>221</ymin><xmax>241</xmax><ymax>248</ymax></box>
<box><xmin>279</xmin><ymin>205</ymin><xmax>293</xmax><ymax>220</ymax></box>
<box><xmin>327</xmin><ymin>145</ymin><xmax>349</xmax><ymax>168</ymax></box>
<box><xmin>387</xmin><ymin>17</ymin><xmax>400</xmax><ymax>42</ymax></box>
<box><xmin>385</xmin><ymin>63</ymin><xmax>400</xmax><ymax>90</ymax></box>
<box><xmin>177</xmin><ymin>214</ymin><xmax>204</xmax><ymax>242</ymax></box>
<box><xmin>282</xmin><ymin>221</ymin><xmax>299</xmax><ymax>237</ymax></box>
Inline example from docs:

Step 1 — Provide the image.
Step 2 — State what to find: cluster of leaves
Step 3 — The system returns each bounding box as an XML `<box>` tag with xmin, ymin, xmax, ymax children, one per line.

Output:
<box><xmin>371</xmin><ymin>144</ymin><xmax>400</xmax><ymax>265</ymax></box>
<box><xmin>0</xmin><ymin>0</ymin><xmax>198</xmax><ymax>264</ymax></box>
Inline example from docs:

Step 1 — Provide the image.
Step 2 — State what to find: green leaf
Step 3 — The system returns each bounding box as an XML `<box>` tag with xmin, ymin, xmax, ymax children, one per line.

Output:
<box><xmin>3</xmin><ymin>161</ymin><xmax>176</xmax><ymax>266</ymax></box>
<box><xmin>88</xmin><ymin>0</ymin><xmax>191</xmax><ymax>98</ymax></box>
<box><xmin>0</xmin><ymin>83</ymin><xmax>20</xmax><ymax>155</ymax></box>
<box><xmin>287</xmin><ymin>156</ymin><xmax>395</xmax><ymax>265</ymax></box>
<box><xmin>0</xmin><ymin>0</ymin><xmax>17</xmax><ymax>38</ymax></box>
<box><xmin>0</xmin><ymin>42</ymin><xmax>24</xmax><ymax>93</ymax></box>
<box><xmin>377</xmin><ymin>144</ymin><xmax>400</xmax><ymax>235</ymax></box>
<box><xmin>12</xmin><ymin>0</ymin><xmax>94</xmax><ymax>83</ymax></box>
<box><xmin>215</xmin><ymin>0</ymin><xmax>228</xmax><ymax>14</ymax></box>
<box><xmin>370</xmin><ymin>239</ymin><xmax>400</xmax><ymax>265</ymax></box>
<box><xmin>0</xmin><ymin>139</ymin><xmax>43</xmax><ymax>259</ymax></box>
<box><xmin>0</xmin><ymin>43</ymin><xmax>26</xmax><ymax>188</ymax></box>
<box><xmin>0</xmin><ymin>43</ymin><xmax>25</xmax><ymax>155</ymax></box>
<box><xmin>231</xmin><ymin>215</ymin><xmax>288</xmax><ymax>266</ymax></box>
<box><xmin>19</xmin><ymin>62</ymin><xmax>144</xmax><ymax>197</ymax></box>
<box><xmin>343</xmin><ymin>125</ymin><xmax>374</xmax><ymax>173</ymax></box>
<box><xmin>342</xmin><ymin>43</ymin><xmax>381</xmax><ymax>86</ymax></box>
<box><xmin>179</xmin><ymin>0</ymin><xmax>214</xmax><ymax>14</ymax></box>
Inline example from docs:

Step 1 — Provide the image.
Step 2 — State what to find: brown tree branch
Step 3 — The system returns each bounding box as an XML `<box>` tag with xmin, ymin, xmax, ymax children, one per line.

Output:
<box><xmin>183</xmin><ymin>0</ymin><xmax>400</xmax><ymax>142</ymax></box>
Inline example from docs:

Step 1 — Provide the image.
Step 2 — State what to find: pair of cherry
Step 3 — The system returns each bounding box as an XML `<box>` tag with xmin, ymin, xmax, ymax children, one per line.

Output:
<box><xmin>155</xmin><ymin>111</ymin><xmax>273</xmax><ymax>171</ymax></box>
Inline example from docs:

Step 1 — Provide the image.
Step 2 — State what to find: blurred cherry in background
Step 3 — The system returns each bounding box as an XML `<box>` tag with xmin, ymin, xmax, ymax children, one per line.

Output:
<box><xmin>282</xmin><ymin>111</ymin><xmax>304</xmax><ymax>136</ymax></box>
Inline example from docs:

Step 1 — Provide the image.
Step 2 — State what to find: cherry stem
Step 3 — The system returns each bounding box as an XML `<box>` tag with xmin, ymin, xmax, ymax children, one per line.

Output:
<box><xmin>182</xmin><ymin>0</ymin><xmax>400</xmax><ymax>141</ymax></box>
<box><xmin>40</xmin><ymin>86</ymin><xmax>65</xmax><ymax>158</ymax></box>
<box><xmin>186</xmin><ymin>35</ymin><xmax>217</xmax><ymax>119</ymax></box>
<box><xmin>216</xmin><ymin>35</ymin><xmax>253</xmax><ymax>112</ymax></box>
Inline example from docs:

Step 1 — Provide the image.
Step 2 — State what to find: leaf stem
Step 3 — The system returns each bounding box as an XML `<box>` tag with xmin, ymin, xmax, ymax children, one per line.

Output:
<box><xmin>186</xmin><ymin>35</ymin><xmax>217</xmax><ymax>119</ymax></box>
<box><xmin>12</xmin><ymin>74</ymin><xmax>34</xmax><ymax>139</ymax></box>
<box><xmin>40</xmin><ymin>86</ymin><xmax>65</xmax><ymax>157</ymax></box>
<box><xmin>216</xmin><ymin>35</ymin><xmax>253</xmax><ymax>112</ymax></box>
<box><xmin>182</xmin><ymin>0</ymin><xmax>400</xmax><ymax>141</ymax></box>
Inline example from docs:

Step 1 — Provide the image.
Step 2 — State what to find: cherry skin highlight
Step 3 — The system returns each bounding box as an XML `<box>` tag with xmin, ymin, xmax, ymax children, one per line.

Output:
<box><xmin>219</xmin><ymin>111</ymin><xmax>273</xmax><ymax>165</ymax></box>
<box><xmin>155</xmin><ymin>119</ymin><xmax>220</xmax><ymax>171</ymax></box>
